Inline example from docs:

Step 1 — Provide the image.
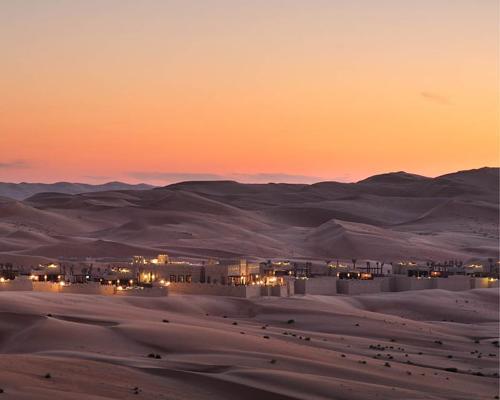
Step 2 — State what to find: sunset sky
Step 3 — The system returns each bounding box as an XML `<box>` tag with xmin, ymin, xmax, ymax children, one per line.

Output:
<box><xmin>0</xmin><ymin>0</ymin><xmax>498</xmax><ymax>184</ymax></box>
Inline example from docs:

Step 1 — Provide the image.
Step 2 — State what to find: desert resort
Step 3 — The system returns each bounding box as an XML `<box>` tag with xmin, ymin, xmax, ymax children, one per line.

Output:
<box><xmin>0</xmin><ymin>254</ymin><xmax>498</xmax><ymax>298</ymax></box>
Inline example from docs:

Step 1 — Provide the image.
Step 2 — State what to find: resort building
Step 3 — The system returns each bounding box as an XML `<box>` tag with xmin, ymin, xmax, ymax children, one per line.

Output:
<box><xmin>0</xmin><ymin>263</ymin><xmax>18</xmax><ymax>281</ymax></box>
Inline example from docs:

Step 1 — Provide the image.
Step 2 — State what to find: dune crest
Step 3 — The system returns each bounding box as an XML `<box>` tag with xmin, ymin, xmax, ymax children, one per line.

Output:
<box><xmin>0</xmin><ymin>168</ymin><xmax>497</xmax><ymax>262</ymax></box>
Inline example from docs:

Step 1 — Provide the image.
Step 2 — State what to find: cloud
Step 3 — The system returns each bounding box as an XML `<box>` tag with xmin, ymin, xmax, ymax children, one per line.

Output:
<box><xmin>127</xmin><ymin>171</ymin><xmax>349</xmax><ymax>184</ymax></box>
<box><xmin>128</xmin><ymin>172</ymin><xmax>225</xmax><ymax>182</ymax></box>
<box><xmin>83</xmin><ymin>175</ymin><xmax>116</xmax><ymax>181</ymax></box>
<box><xmin>420</xmin><ymin>91</ymin><xmax>452</xmax><ymax>105</ymax></box>
<box><xmin>0</xmin><ymin>160</ymin><xmax>30</xmax><ymax>169</ymax></box>
<box><xmin>232</xmin><ymin>173</ymin><xmax>323</xmax><ymax>184</ymax></box>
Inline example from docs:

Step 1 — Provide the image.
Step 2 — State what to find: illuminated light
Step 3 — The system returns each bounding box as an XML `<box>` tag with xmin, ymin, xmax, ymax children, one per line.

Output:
<box><xmin>59</xmin><ymin>281</ymin><xmax>65</xmax><ymax>286</ymax></box>
<box><xmin>150</xmin><ymin>258</ymin><xmax>159</xmax><ymax>264</ymax></box>
<box><xmin>117</xmin><ymin>285</ymin><xmax>123</xmax><ymax>291</ymax></box>
<box><xmin>47</xmin><ymin>263</ymin><xmax>58</xmax><ymax>269</ymax></box>
<box><xmin>165</xmin><ymin>281</ymin><xmax>171</xmax><ymax>286</ymax></box>
<box><xmin>30</xmin><ymin>274</ymin><xmax>36</xmax><ymax>280</ymax></box>
<box><xmin>108</xmin><ymin>280</ymin><xmax>112</xmax><ymax>285</ymax></box>
<box><xmin>129</xmin><ymin>279</ymin><xmax>134</xmax><ymax>285</ymax></box>
<box><xmin>0</xmin><ymin>277</ymin><xmax>5</xmax><ymax>283</ymax></box>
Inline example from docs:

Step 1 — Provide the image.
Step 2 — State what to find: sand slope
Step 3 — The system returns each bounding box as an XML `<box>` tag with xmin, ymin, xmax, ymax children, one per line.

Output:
<box><xmin>0</xmin><ymin>167</ymin><xmax>498</xmax><ymax>262</ymax></box>
<box><xmin>0</xmin><ymin>289</ymin><xmax>498</xmax><ymax>399</ymax></box>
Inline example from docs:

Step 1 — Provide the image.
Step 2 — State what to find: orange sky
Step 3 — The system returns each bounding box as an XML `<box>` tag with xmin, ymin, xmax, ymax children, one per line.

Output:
<box><xmin>0</xmin><ymin>0</ymin><xmax>498</xmax><ymax>184</ymax></box>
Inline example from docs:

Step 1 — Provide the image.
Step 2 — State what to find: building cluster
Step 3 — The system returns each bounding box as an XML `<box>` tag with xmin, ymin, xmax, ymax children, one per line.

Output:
<box><xmin>0</xmin><ymin>255</ymin><xmax>498</xmax><ymax>298</ymax></box>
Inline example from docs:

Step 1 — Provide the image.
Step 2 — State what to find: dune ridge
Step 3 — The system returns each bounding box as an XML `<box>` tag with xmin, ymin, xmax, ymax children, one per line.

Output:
<box><xmin>0</xmin><ymin>168</ymin><xmax>497</xmax><ymax>263</ymax></box>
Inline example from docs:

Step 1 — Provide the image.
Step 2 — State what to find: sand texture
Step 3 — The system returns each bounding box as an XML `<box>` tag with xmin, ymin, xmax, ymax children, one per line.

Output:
<box><xmin>0</xmin><ymin>168</ymin><xmax>498</xmax><ymax>263</ymax></box>
<box><xmin>0</xmin><ymin>288</ymin><xmax>498</xmax><ymax>399</ymax></box>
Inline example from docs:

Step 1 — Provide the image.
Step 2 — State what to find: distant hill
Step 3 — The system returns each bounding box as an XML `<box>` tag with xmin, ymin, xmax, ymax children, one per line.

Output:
<box><xmin>0</xmin><ymin>167</ymin><xmax>497</xmax><ymax>263</ymax></box>
<box><xmin>0</xmin><ymin>182</ymin><xmax>155</xmax><ymax>200</ymax></box>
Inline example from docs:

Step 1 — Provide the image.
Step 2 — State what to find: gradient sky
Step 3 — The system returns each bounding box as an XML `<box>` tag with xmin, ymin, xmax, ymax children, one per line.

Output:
<box><xmin>0</xmin><ymin>0</ymin><xmax>498</xmax><ymax>184</ymax></box>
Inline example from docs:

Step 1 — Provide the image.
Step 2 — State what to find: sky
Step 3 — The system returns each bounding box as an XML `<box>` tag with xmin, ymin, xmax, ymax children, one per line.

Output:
<box><xmin>0</xmin><ymin>0</ymin><xmax>498</xmax><ymax>185</ymax></box>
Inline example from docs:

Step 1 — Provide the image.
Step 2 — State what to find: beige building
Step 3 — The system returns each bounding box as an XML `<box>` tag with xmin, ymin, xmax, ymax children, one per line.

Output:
<box><xmin>132</xmin><ymin>256</ymin><xmax>262</xmax><ymax>286</ymax></box>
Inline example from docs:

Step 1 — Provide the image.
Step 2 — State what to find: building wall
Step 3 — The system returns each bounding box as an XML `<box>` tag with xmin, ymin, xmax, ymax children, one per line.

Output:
<box><xmin>471</xmin><ymin>278</ymin><xmax>490</xmax><ymax>289</ymax></box>
<box><xmin>337</xmin><ymin>279</ymin><xmax>381</xmax><ymax>295</ymax></box>
<box><xmin>32</xmin><ymin>282</ymin><xmax>61</xmax><ymax>293</ymax></box>
<box><xmin>62</xmin><ymin>283</ymin><xmax>116</xmax><ymax>295</ymax></box>
<box><xmin>269</xmin><ymin>285</ymin><xmax>289</xmax><ymax>297</ymax></box>
<box><xmin>393</xmin><ymin>276</ymin><xmax>433</xmax><ymax>292</ymax></box>
<box><xmin>115</xmin><ymin>287</ymin><xmax>168</xmax><ymax>297</ymax></box>
<box><xmin>431</xmin><ymin>275</ymin><xmax>471</xmax><ymax>291</ymax></box>
<box><xmin>376</xmin><ymin>276</ymin><xmax>396</xmax><ymax>292</ymax></box>
<box><xmin>168</xmin><ymin>282</ymin><xmax>261</xmax><ymax>298</ymax></box>
<box><xmin>489</xmin><ymin>279</ymin><xmax>499</xmax><ymax>288</ymax></box>
<box><xmin>294</xmin><ymin>277</ymin><xmax>338</xmax><ymax>295</ymax></box>
<box><xmin>33</xmin><ymin>281</ymin><xmax>116</xmax><ymax>295</ymax></box>
<box><xmin>0</xmin><ymin>277</ymin><xmax>33</xmax><ymax>291</ymax></box>
<box><xmin>140</xmin><ymin>264</ymin><xmax>203</xmax><ymax>283</ymax></box>
<box><xmin>204</xmin><ymin>264</ymin><xmax>230</xmax><ymax>284</ymax></box>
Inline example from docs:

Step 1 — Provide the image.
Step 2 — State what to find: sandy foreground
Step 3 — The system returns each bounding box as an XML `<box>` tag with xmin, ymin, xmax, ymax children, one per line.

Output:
<box><xmin>0</xmin><ymin>289</ymin><xmax>498</xmax><ymax>400</ymax></box>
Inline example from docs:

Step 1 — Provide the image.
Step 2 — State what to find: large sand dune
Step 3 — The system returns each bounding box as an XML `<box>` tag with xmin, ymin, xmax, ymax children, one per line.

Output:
<box><xmin>0</xmin><ymin>289</ymin><xmax>497</xmax><ymax>399</ymax></box>
<box><xmin>0</xmin><ymin>167</ymin><xmax>498</xmax><ymax>262</ymax></box>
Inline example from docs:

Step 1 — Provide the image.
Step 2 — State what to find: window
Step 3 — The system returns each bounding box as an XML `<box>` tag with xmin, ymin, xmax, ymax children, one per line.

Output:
<box><xmin>178</xmin><ymin>275</ymin><xmax>185</xmax><ymax>282</ymax></box>
<box><xmin>169</xmin><ymin>275</ymin><xmax>176</xmax><ymax>282</ymax></box>
<box><xmin>186</xmin><ymin>275</ymin><xmax>192</xmax><ymax>283</ymax></box>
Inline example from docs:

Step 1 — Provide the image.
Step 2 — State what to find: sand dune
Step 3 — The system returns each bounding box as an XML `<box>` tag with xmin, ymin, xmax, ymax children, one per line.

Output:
<box><xmin>0</xmin><ymin>167</ymin><xmax>497</xmax><ymax>262</ymax></box>
<box><xmin>0</xmin><ymin>289</ymin><xmax>497</xmax><ymax>399</ymax></box>
<box><xmin>0</xmin><ymin>182</ymin><xmax>154</xmax><ymax>201</ymax></box>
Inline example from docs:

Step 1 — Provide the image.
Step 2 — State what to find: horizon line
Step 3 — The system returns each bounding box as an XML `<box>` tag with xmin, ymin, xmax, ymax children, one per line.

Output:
<box><xmin>0</xmin><ymin>166</ymin><xmax>497</xmax><ymax>187</ymax></box>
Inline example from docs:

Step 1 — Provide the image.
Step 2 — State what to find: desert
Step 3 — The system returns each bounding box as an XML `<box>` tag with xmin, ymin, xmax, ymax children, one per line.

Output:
<box><xmin>0</xmin><ymin>167</ymin><xmax>498</xmax><ymax>399</ymax></box>
<box><xmin>0</xmin><ymin>289</ymin><xmax>498</xmax><ymax>399</ymax></box>
<box><xmin>0</xmin><ymin>168</ymin><xmax>498</xmax><ymax>265</ymax></box>
<box><xmin>1</xmin><ymin>1</ymin><xmax>498</xmax><ymax>398</ymax></box>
